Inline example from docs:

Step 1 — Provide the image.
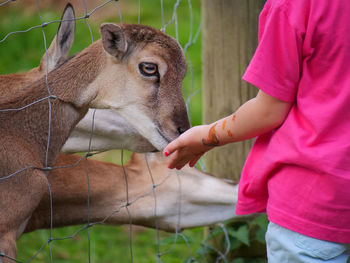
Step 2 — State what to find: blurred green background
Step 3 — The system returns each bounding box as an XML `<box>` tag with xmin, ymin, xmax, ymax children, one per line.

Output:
<box><xmin>0</xmin><ymin>1</ymin><xmax>268</xmax><ymax>262</ymax></box>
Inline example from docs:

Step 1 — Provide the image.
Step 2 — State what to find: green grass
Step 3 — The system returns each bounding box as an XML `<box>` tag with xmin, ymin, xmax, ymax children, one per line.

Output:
<box><xmin>17</xmin><ymin>225</ymin><xmax>206</xmax><ymax>263</ymax></box>
<box><xmin>1</xmin><ymin>1</ymin><xmax>208</xmax><ymax>262</ymax></box>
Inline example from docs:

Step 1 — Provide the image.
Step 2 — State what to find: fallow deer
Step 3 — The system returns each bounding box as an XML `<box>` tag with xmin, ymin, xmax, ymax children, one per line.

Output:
<box><xmin>0</xmin><ymin>22</ymin><xmax>190</xmax><ymax>261</ymax></box>
<box><xmin>0</xmin><ymin>3</ymin><xmax>237</xmax><ymax>230</ymax></box>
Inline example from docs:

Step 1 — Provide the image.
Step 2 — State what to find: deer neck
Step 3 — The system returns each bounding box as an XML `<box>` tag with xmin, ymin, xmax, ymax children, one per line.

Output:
<box><xmin>0</xmin><ymin>41</ymin><xmax>106</xmax><ymax>166</ymax></box>
<box><xmin>0</xmin><ymin>70</ymin><xmax>41</xmax><ymax>97</ymax></box>
<box><xmin>48</xmin><ymin>40</ymin><xmax>106</xmax><ymax>107</ymax></box>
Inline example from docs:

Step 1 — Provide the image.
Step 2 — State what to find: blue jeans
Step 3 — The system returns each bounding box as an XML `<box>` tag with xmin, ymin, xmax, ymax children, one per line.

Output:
<box><xmin>266</xmin><ymin>222</ymin><xmax>350</xmax><ymax>263</ymax></box>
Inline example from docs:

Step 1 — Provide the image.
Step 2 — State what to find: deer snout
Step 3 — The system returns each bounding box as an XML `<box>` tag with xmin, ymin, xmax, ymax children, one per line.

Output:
<box><xmin>172</xmin><ymin>104</ymin><xmax>191</xmax><ymax>136</ymax></box>
<box><xmin>153</xmin><ymin>117</ymin><xmax>189</xmax><ymax>151</ymax></box>
<box><xmin>177</xmin><ymin>127</ymin><xmax>186</xmax><ymax>135</ymax></box>
<box><xmin>155</xmin><ymin>98</ymin><xmax>190</xmax><ymax>144</ymax></box>
<box><xmin>162</xmin><ymin>115</ymin><xmax>190</xmax><ymax>141</ymax></box>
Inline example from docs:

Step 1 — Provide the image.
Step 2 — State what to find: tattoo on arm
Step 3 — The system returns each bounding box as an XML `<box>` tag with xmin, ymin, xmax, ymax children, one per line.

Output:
<box><xmin>221</xmin><ymin>119</ymin><xmax>227</xmax><ymax>130</ymax></box>
<box><xmin>202</xmin><ymin>114</ymin><xmax>236</xmax><ymax>147</ymax></box>
<box><xmin>202</xmin><ymin>123</ymin><xmax>220</xmax><ymax>147</ymax></box>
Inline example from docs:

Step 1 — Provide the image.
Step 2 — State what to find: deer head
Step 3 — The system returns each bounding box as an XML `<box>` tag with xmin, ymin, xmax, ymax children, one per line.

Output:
<box><xmin>84</xmin><ymin>24</ymin><xmax>190</xmax><ymax>151</ymax></box>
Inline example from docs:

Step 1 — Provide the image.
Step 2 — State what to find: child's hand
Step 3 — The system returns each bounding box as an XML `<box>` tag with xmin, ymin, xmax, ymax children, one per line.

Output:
<box><xmin>163</xmin><ymin>91</ymin><xmax>293</xmax><ymax>170</ymax></box>
<box><xmin>163</xmin><ymin>125</ymin><xmax>214</xmax><ymax>170</ymax></box>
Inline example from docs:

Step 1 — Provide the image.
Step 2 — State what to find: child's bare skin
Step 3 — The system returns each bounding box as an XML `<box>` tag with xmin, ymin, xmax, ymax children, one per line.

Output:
<box><xmin>164</xmin><ymin>90</ymin><xmax>293</xmax><ymax>169</ymax></box>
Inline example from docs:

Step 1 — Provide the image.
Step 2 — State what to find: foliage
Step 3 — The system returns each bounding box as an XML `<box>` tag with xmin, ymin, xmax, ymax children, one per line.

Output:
<box><xmin>184</xmin><ymin>215</ymin><xmax>268</xmax><ymax>263</ymax></box>
<box><xmin>17</xmin><ymin>216</ymin><xmax>269</xmax><ymax>263</ymax></box>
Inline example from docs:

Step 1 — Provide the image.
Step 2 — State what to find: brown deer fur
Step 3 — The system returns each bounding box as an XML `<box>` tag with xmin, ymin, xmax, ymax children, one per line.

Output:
<box><xmin>24</xmin><ymin>153</ymin><xmax>237</xmax><ymax>233</ymax></box>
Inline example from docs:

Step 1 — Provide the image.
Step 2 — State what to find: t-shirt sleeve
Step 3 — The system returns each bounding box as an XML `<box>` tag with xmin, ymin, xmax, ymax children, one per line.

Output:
<box><xmin>243</xmin><ymin>4</ymin><xmax>303</xmax><ymax>102</ymax></box>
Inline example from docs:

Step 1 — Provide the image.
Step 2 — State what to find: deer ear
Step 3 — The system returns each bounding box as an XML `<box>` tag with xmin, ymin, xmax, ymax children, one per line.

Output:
<box><xmin>56</xmin><ymin>3</ymin><xmax>75</xmax><ymax>60</ymax></box>
<box><xmin>39</xmin><ymin>3</ymin><xmax>75</xmax><ymax>72</ymax></box>
<box><xmin>100</xmin><ymin>23</ymin><xmax>128</xmax><ymax>58</ymax></box>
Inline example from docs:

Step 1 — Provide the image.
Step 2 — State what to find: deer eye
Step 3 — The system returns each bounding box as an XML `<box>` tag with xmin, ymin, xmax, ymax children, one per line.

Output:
<box><xmin>139</xmin><ymin>62</ymin><xmax>159</xmax><ymax>77</ymax></box>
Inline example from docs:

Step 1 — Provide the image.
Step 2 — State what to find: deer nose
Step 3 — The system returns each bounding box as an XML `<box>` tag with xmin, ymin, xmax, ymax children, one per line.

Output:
<box><xmin>177</xmin><ymin>127</ymin><xmax>186</xmax><ymax>135</ymax></box>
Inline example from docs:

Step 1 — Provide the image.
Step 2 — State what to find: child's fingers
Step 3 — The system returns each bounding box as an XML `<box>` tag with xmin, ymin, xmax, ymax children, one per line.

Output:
<box><xmin>174</xmin><ymin>157</ymin><xmax>192</xmax><ymax>170</ymax></box>
<box><xmin>176</xmin><ymin>163</ymin><xmax>187</xmax><ymax>170</ymax></box>
<box><xmin>163</xmin><ymin>137</ymin><xmax>183</xmax><ymax>156</ymax></box>
<box><xmin>167</xmin><ymin>149</ymin><xmax>193</xmax><ymax>169</ymax></box>
<box><xmin>189</xmin><ymin>153</ymin><xmax>203</xmax><ymax>167</ymax></box>
<box><xmin>167</xmin><ymin>150</ymin><xmax>182</xmax><ymax>169</ymax></box>
<box><xmin>177</xmin><ymin>152</ymin><xmax>203</xmax><ymax>169</ymax></box>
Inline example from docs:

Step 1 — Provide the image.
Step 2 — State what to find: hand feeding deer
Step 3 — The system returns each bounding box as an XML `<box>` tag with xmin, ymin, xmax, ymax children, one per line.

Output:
<box><xmin>0</xmin><ymin>16</ymin><xmax>190</xmax><ymax>262</ymax></box>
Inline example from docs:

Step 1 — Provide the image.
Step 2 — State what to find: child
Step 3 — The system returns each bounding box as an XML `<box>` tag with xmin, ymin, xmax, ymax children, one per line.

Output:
<box><xmin>164</xmin><ymin>0</ymin><xmax>350</xmax><ymax>261</ymax></box>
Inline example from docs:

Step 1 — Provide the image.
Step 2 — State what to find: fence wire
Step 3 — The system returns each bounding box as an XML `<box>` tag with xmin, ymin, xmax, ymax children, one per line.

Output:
<box><xmin>0</xmin><ymin>0</ymin><xmax>231</xmax><ymax>262</ymax></box>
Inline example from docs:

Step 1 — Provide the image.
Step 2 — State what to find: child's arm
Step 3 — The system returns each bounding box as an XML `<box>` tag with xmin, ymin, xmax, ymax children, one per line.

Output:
<box><xmin>164</xmin><ymin>90</ymin><xmax>293</xmax><ymax>169</ymax></box>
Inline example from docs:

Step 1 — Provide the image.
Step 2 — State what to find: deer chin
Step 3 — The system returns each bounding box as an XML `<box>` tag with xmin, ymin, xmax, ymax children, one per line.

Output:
<box><xmin>115</xmin><ymin>106</ymin><xmax>172</xmax><ymax>151</ymax></box>
<box><xmin>150</xmin><ymin>129</ymin><xmax>171</xmax><ymax>151</ymax></box>
<box><xmin>62</xmin><ymin>109</ymin><xmax>158</xmax><ymax>153</ymax></box>
<box><xmin>129</xmin><ymin>122</ymin><xmax>171</xmax><ymax>151</ymax></box>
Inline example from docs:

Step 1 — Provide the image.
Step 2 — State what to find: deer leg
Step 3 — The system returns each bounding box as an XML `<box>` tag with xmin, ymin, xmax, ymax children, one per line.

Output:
<box><xmin>0</xmin><ymin>168</ymin><xmax>47</xmax><ymax>262</ymax></box>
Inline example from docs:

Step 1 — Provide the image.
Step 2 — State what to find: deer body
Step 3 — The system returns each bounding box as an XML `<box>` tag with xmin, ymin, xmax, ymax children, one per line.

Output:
<box><xmin>0</xmin><ymin>21</ymin><xmax>190</xmax><ymax>261</ymax></box>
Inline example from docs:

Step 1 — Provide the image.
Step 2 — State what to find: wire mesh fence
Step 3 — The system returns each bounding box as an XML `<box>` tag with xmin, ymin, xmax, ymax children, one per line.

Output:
<box><xmin>0</xmin><ymin>0</ymin><xmax>232</xmax><ymax>262</ymax></box>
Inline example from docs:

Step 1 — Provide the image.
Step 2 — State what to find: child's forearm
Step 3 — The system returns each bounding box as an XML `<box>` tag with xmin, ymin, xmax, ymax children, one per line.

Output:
<box><xmin>164</xmin><ymin>90</ymin><xmax>293</xmax><ymax>169</ymax></box>
<box><xmin>203</xmin><ymin>91</ymin><xmax>293</xmax><ymax>146</ymax></box>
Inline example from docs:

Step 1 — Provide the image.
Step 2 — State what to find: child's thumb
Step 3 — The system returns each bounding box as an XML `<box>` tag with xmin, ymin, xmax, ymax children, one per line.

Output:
<box><xmin>163</xmin><ymin>138</ymin><xmax>181</xmax><ymax>156</ymax></box>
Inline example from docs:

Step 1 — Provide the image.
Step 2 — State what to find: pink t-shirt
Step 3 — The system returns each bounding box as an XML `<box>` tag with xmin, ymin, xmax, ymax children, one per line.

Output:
<box><xmin>236</xmin><ymin>0</ymin><xmax>350</xmax><ymax>243</ymax></box>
